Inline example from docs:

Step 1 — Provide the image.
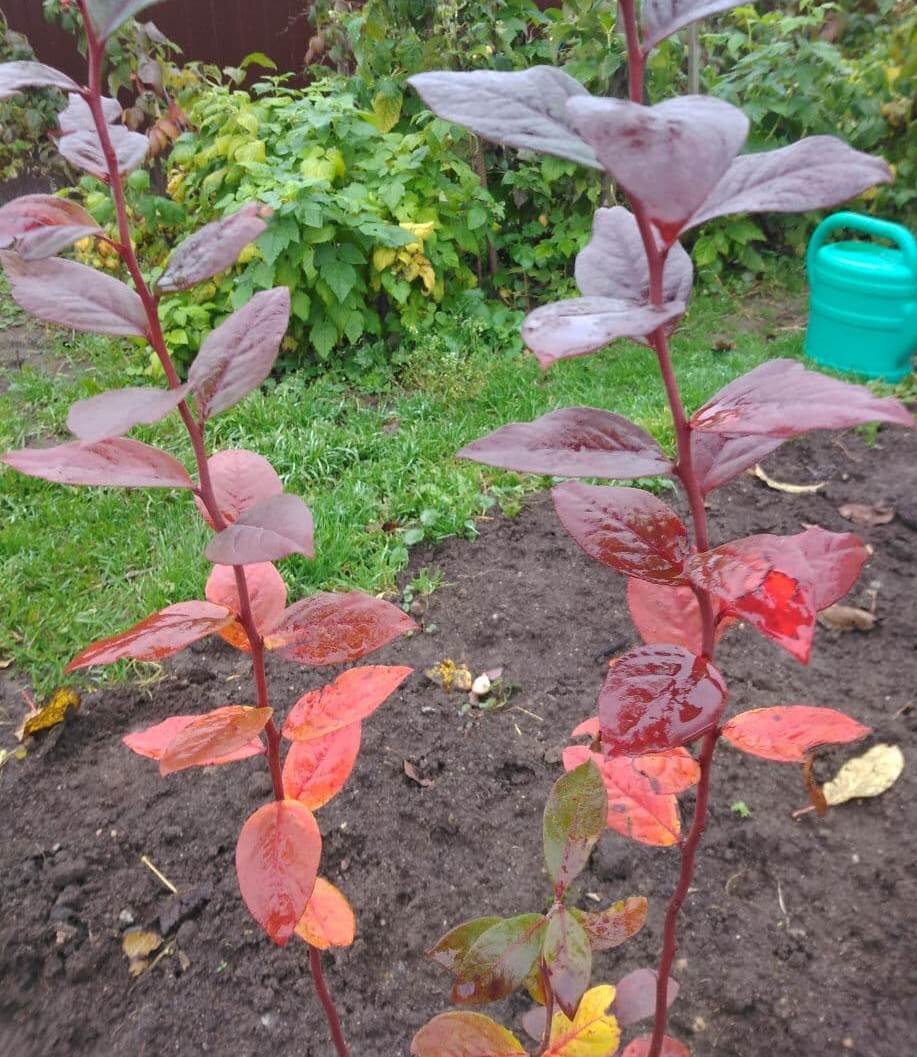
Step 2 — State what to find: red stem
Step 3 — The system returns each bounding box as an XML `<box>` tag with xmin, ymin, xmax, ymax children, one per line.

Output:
<box><xmin>618</xmin><ymin>0</ymin><xmax>645</xmax><ymax>103</ymax></box>
<box><xmin>535</xmin><ymin>963</ymin><xmax>555</xmax><ymax>1057</ymax></box>
<box><xmin>309</xmin><ymin>946</ymin><xmax>352</xmax><ymax>1057</ymax></box>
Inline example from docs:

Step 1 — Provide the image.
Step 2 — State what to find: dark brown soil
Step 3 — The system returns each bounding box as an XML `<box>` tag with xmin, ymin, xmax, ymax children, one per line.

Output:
<box><xmin>1</xmin><ymin>426</ymin><xmax>915</xmax><ymax>1057</ymax></box>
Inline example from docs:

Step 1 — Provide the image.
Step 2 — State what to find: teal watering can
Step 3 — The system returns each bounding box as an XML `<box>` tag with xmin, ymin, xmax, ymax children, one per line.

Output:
<box><xmin>805</xmin><ymin>212</ymin><xmax>917</xmax><ymax>382</ymax></box>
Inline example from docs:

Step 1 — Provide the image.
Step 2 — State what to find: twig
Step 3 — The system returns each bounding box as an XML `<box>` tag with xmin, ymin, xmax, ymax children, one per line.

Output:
<box><xmin>140</xmin><ymin>855</ymin><xmax>178</xmax><ymax>894</ymax></box>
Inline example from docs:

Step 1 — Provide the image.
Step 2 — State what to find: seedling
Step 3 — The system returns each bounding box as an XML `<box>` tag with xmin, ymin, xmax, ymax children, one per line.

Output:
<box><xmin>0</xmin><ymin>3</ymin><xmax>416</xmax><ymax>1053</ymax></box>
<box><xmin>409</xmin><ymin>1</ymin><xmax>912</xmax><ymax>1053</ymax></box>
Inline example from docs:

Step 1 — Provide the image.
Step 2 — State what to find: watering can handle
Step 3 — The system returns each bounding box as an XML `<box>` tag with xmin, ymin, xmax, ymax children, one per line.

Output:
<box><xmin>807</xmin><ymin>212</ymin><xmax>917</xmax><ymax>277</ymax></box>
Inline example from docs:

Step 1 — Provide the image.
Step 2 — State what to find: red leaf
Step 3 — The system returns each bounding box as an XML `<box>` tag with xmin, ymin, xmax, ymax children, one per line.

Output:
<box><xmin>66</xmin><ymin>601</ymin><xmax>232</xmax><ymax>671</ymax></box>
<box><xmin>642</xmin><ymin>1</ymin><xmax>744</xmax><ymax>51</ymax></box>
<box><xmin>0</xmin><ymin>252</ymin><xmax>148</xmax><ymax>336</ymax></box>
<box><xmin>572</xmin><ymin>896</ymin><xmax>648</xmax><ymax>951</ymax></box>
<box><xmin>193</xmin><ymin>448</ymin><xmax>283</xmax><ymax>528</ymax></box>
<box><xmin>159</xmin><ymin>706</ymin><xmax>272</xmax><ymax>775</ymax></box>
<box><xmin>632</xmin><ymin>748</ymin><xmax>701</xmax><ymax>794</ymax></box>
<box><xmin>157</xmin><ymin>203</ymin><xmax>271</xmax><ymax>294</ymax></box>
<box><xmin>283</xmin><ymin>666</ymin><xmax>412</xmax><ymax>741</ymax></box>
<box><xmin>58</xmin><ymin>92</ymin><xmax>121</xmax><ymax>133</ymax></box>
<box><xmin>690</xmin><ymin>432</ymin><xmax>785</xmax><ymax>494</ymax></box>
<box><xmin>0</xmin><ymin>61</ymin><xmax>79</xmax><ymax>98</ymax></box>
<box><xmin>459</xmin><ymin>407</ymin><xmax>673</xmax><ymax>480</ymax></box>
<box><xmin>623</xmin><ymin>1035</ymin><xmax>691</xmax><ymax>1057</ymax></box>
<box><xmin>626</xmin><ymin>578</ymin><xmax>735</xmax><ymax>654</ymax></box>
<box><xmin>204</xmin><ymin>494</ymin><xmax>314</xmax><ymax>565</ymax></box>
<box><xmin>613</xmin><ymin>967</ymin><xmax>679</xmax><ymax>1028</ymax></box>
<box><xmin>599</xmin><ymin>645</ymin><xmax>727</xmax><ymax>755</ymax></box>
<box><xmin>690</xmin><ymin>359</ymin><xmax>913</xmax><ymax>437</ymax></box>
<box><xmin>58</xmin><ymin>125</ymin><xmax>148</xmax><ymax>180</ymax></box>
<box><xmin>236</xmin><ymin>800</ymin><xmax>322</xmax><ymax>945</ymax></box>
<box><xmin>86</xmin><ymin>0</ymin><xmax>163</xmax><ymax>39</ymax></box>
<box><xmin>264</xmin><ymin>591</ymin><xmax>416</xmax><ymax>665</ymax></box>
<box><xmin>411</xmin><ymin>1011</ymin><xmax>526</xmax><ymax>1057</ymax></box>
<box><xmin>564</xmin><ymin>746</ymin><xmax>681</xmax><ymax>847</ymax></box>
<box><xmin>543</xmin><ymin>906</ymin><xmax>592</xmax><ymax>1018</ymax></box>
<box><xmin>205</xmin><ymin>562</ymin><xmax>287</xmax><ymax>650</ymax></box>
<box><xmin>123</xmin><ymin>715</ymin><xmax>264</xmax><ymax>764</ymax></box>
<box><xmin>2</xmin><ymin>438</ymin><xmax>192</xmax><ymax>489</ymax></box>
<box><xmin>790</xmin><ymin>527</ymin><xmax>868</xmax><ymax>611</ymax></box>
<box><xmin>722</xmin><ymin>706</ymin><xmax>870</xmax><ymax>763</ymax></box>
<box><xmin>66</xmin><ymin>385</ymin><xmax>189</xmax><ymax>443</ymax></box>
<box><xmin>282</xmin><ymin>722</ymin><xmax>362</xmax><ymax>809</ymax></box>
<box><xmin>294</xmin><ymin>877</ymin><xmax>356</xmax><ymax>949</ymax></box>
<box><xmin>553</xmin><ymin>483</ymin><xmax>689</xmax><ymax>584</ymax></box>
<box><xmin>0</xmin><ymin>194</ymin><xmax>100</xmax><ymax>260</ymax></box>
<box><xmin>570</xmin><ymin>716</ymin><xmax>600</xmax><ymax>740</ymax></box>
<box><xmin>188</xmin><ymin>287</ymin><xmax>291</xmax><ymax>418</ymax></box>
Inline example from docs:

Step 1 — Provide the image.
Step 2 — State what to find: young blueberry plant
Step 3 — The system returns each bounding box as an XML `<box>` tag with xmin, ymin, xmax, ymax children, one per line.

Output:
<box><xmin>409</xmin><ymin>1</ymin><xmax>913</xmax><ymax>1054</ymax></box>
<box><xmin>0</xmin><ymin>3</ymin><xmax>415</xmax><ymax>1054</ymax></box>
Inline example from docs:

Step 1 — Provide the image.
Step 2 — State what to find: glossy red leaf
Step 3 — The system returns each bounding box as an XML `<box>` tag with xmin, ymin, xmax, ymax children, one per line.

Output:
<box><xmin>2</xmin><ymin>438</ymin><xmax>192</xmax><ymax>489</ymax></box>
<box><xmin>58</xmin><ymin>125</ymin><xmax>149</xmax><ymax>180</ymax></box>
<box><xmin>264</xmin><ymin>591</ymin><xmax>416</xmax><ymax>666</ymax></box>
<box><xmin>188</xmin><ymin>287</ymin><xmax>291</xmax><ymax>418</ymax></box>
<box><xmin>159</xmin><ymin>705</ymin><xmax>272</xmax><ymax>776</ymax></box>
<box><xmin>123</xmin><ymin>715</ymin><xmax>264</xmax><ymax>764</ymax></box>
<box><xmin>157</xmin><ymin>203</ymin><xmax>271</xmax><ymax>293</ymax></box>
<box><xmin>790</xmin><ymin>527</ymin><xmax>868</xmax><ymax>611</ymax></box>
<box><xmin>412</xmin><ymin>1012</ymin><xmax>526</xmax><ymax>1057</ymax></box>
<box><xmin>553</xmin><ymin>482</ymin><xmax>689</xmax><ymax>584</ymax></box>
<box><xmin>294</xmin><ymin>877</ymin><xmax>356</xmax><ymax>950</ymax></box>
<box><xmin>599</xmin><ymin>645</ymin><xmax>727</xmax><ymax>755</ymax></box>
<box><xmin>452</xmin><ymin>913</ymin><xmax>548</xmax><ymax>1005</ymax></box>
<box><xmin>58</xmin><ymin>92</ymin><xmax>121</xmax><ymax>133</ymax></box>
<box><xmin>409</xmin><ymin>66</ymin><xmax>599</xmax><ymax>169</ymax></box>
<box><xmin>459</xmin><ymin>407</ymin><xmax>673</xmax><ymax>480</ymax></box>
<box><xmin>67</xmin><ymin>384</ymin><xmax>189</xmax><ymax>443</ymax></box>
<box><xmin>687</xmin><ymin>137</ymin><xmax>892</xmax><ymax>231</ymax></box>
<box><xmin>66</xmin><ymin>601</ymin><xmax>232</xmax><ymax>671</ymax></box>
<box><xmin>283</xmin><ymin>665</ymin><xmax>412</xmax><ymax>741</ymax></box>
<box><xmin>564</xmin><ymin>746</ymin><xmax>681</xmax><ymax>847</ymax></box>
<box><xmin>642</xmin><ymin>1</ymin><xmax>744</xmax><ymax>51</ymax></box>
<box><xmin>427</xmin><ymin>916</ymin><xmax>504</xmax><ymax>974</ymax></box>
<box><xmin>567</xmin><ymin>96</ymin><xmax>748</xmax><ymax>238</ymax></box>
<box><xmin>205</xmin><ymin>562</ymin><xmax>287</xmax><ymax>650</ymax></box>
<box><xmin>543</xmin><ymin>907</ymin><xmax>592</xmax><ymax>1019</ymax></box>
<box><xmin>623</xmin><ymin>1035</ymin><xmax>691</xmax><ymax>1057</ymax></box>
<box><xmin>626</xmin><ymin>578</ymin><xmax>735</xmax><ymax>654</ymax></box>
<box><xmin>86</xmin><ymin>0</ymin><xmax>163</xmax><ymax>39</ymax></box>
<box><xmin>0</xmin><ymin>61</ymin><xmax>79</xmax><ymax>99</ymax></box>
<box><xmin>522</xmin><ymin>297</ymin><xmax>685</xmax><ymax>366</ymax></box>
<box><xmin>570</xmin><ymin>715</ymin><xmax>600</xmax><ymax>741</ymax></box>
<box><xmin>691</xmin><ymin>359</ymin><xmax>913</xmax><ymax>437</ymax></box>
<box><xmin>282</xmin><ymin>722</ymin><xmax>362</xmax><ymax>809</ymax></box>
<box><xmin>0</xmin><ymin>195</ymin><xmax>100</xmax><ymax>260</ymax></box>
<box><xmin>543</xmin><ymin>759</ymin><xmax>607</xmax><ymax>890</ymax></box>
<box><xmin>572</xmin><ymin>896</ymin><xmax>648</xmax><ymax>952</ymax></box>
<box><xmin>235</xmin><ymin>799</ymin><xmax>322</xmax><ymax>946</ymax></box>
<box><xmin>690</xmin><ymin>432</ymin><xmax>785</xmax><ymax>494</ymax></box>
<box><xmin>193</xmin><ymin>449</ymin><xmax>284</xmax><ymax>528</ymax></box>
<box><xmin>613</xmin><ymin>967</ymin><xmax>680</xmax><ymax>1028</ymax></box>
<box><xmin>722</xmin><ymin>706</ymin><xmax>870</xmax><ymax>763</ymax></box>
<box><xmin>0</xmin><ymin>252</ymin><xmax>147</xmax><ymax>336</ymax></box>
<box><xmin>204</xmin><ymin>493</ymin><xmax>314</xmax><ymax>565</ymax></box>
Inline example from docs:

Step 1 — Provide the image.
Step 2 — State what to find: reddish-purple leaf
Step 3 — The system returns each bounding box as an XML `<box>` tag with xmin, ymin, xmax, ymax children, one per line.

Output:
<box><xmin>427</xmin><ymin>916</ymin><xmax>504</xmax><ymax>975</ymax></box>
<box><xmin>58</xmin><ymin>125</ymin><xmax>149</xmax><ymax>180</ymax></box>
<box><xmin>543</xmin><ymin>759</ymin><xmax>607</xmax><ymax>891</ymax></box>
<box><xmin>566</xmin><ymin>96</ymin><xmax>748</xmax><ymax>239</ymax></box>
<box><xmin>66</xmin><ymin>601</ymin><xmax>232</xmax><ymax>671</ymax></box>
<box><xmin>553</xmin><ymin>482</ymin><xmax>689</xmax><ymax>584</ymax></box>
<box><xmin>626</xmin><ymin>578</ymin><xmax>735</xmax><ymax>654</ymax></box>
<box><xmin>599</xmin><ymin>645</ymin><xmax>727</xmax><ymax>755</ymax></box>
<box><xmin>86</xmin><ymin>0</ymin><xmax>164</xmax><ymax>39</ymax></box>
<box><xmin>409</xmin><ymin>66</ymin><xmax>599</xmax><ymax>169</ymax></box>
<box><xmin>159</xmin><ymin>705</ymin><xmax>272</xmax><ymax>776</ymax></box>
<box><xmin>0</xmin><ymin>195</ymin><xmax>100</xmax><ymax>260</ymax></box>
<box><xmin>0</xmin><ymin>252</ymin><xmax>147</xmax><ymax>336</ymax></box>
<box><xmin>789</xmin><ymin>527</ymin><xmax>868</xmax><ymax>611</ymax></box>
<box><xmin>623</xmin><ymin>1036</ymin><xmax>691</xmax><ymax>1057</ymax></box>
<box><xmin>613</xmin><ymin>967</ymin><xmax>680</xmax><ymax>1028</ymax></box>
<box><xmin>412</xmin><ymin>1012</ymin><xmax>526</xmax><ymax>1057</ymax></box>
<box><xmin>0</xmin><ymin>61</ymin><xmax>79</xmax><ymax>99</ymax></box>
<box><xmin>282</xmin><ymin>722</ymin><xmax>362</xmax><ymax>809</ymax></box>
<box><xmin>205</xmin><ymin>562</ymin><xmax>287</xmax><ymax>650</ymax></box>
<box><xmin>687</xmin><ymin>137</ymin><xmax>892</xmax><ymax>231</ymax></box>
<box><xmin>571</xmin><ymin>896</ymin><xmax>648</xmax><ymax>951</ymax></box>
<box><xmin>642</xmin><ymin>1</ymin><xmax>745</xmax><ymax>52</ymax></box>
<box><xmin>236</xmin><ymin>800</ymin><xmax>322</xmax><ymax>946</ymax></box>
<box><xmin>2</xmin><ymin>437</ymin><xmax>192</xmax><ymax>489</ymax></box>
<box><xmin>690</xmin><ymin>431</ymin><xmax>785</xmax><ymax>494</ymax></box>
<box><xmin>282</xmin><ymin>665</ymin><xmax>412</xmax><ymax>741</ymax></box>
<box><xmin>188</xmin><ymin>287</ymin><xmax>291</xmax><ymax>418</ymax></box>
<box><xmin>722</xmin><ymin>706</ymin><xmax>871</xmax><ymax>763</ymax></box>
<box><xmin>67</xmin><ymin>384</ymin><xmax>188</xmax><ymax>443</ymax></box>
<box><xmin>204</xmin><ymin>493</ymin><xmax>314</xmax><ymax>565</ymax></box>
<box><xmin>123</xmin><ymin>715</ymin><xmax>264</xmax><ymax>764</ymax></box>
<box><xmin>157</xmin><ymin>203</ymin><xmax>272</xmax><ymax>294</ymax></box>
<box><xmin>459</xmin><ymin>407</ymin><xmax>673</xmax><ymax>480</ymax></box>
<box><xmin>193</xmin><ymin>449</ymin><xmax>284</xmax><ymax>528</ymax></box>
<box><xmin>452</xmin><ymin>914</ymin><xmax>548</xmax><ymax>1005</ymax></box>
<box><xmin>543</xmin><ymin>907</ymin><xmax>592</xmax><ymax>1019</ymax></box>
<box><xmin>264</xmin><ymin>591</ymin><xmax>416</xmax><ymax>666</ymax></box>
<box><xmin>691</xmin><ymin>359</ymin><xmax>913</xmax><ymax>437</ymax></box>
<box><xmin>58</xmin><ymin>92</ymin><xmax>121</xmax><ymax>133</ymax></box>
<box><xmin>522</xmin><ymin>297</ymin><xmax>685</xmax><ymax>366</ymax></box>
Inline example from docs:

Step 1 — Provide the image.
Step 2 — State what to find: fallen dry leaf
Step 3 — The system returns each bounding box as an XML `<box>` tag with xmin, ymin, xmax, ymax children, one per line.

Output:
<box><xmin>753</xmin><ymin>464</ymin><xmax>826</xmax><ymax>495</ymax></box>
<box><xmin>403</xmin><ymin>760</ymin><xmax>434</xmax><ymax>787</ymax></box>
<box><xmin>122</xmin><ymin>928</ymin><xmax>162</xmax><ymax>976</ymax></box>
<box><xmin>818</xmin><ymin>604</ymin><xmax>877</xmax><ymax>632</ymax></box>
<box><xmin>425</xmin><ymin>658</ymin><xmax>472</xmax><ymax>692</ymax></box>
<box><xmin>838</xmin><ymin>502</ymin><xmax>895</xmax><ymax>527</ymax></box>
<box><xmin>823</xmin><ymin>744</ymin><xmax>904</xmax><ymax>807</ymax></box>
<box><xmin>15</xmin><ymin>688</ymin><xmax>81</xmax><ymax>742</ymax></box>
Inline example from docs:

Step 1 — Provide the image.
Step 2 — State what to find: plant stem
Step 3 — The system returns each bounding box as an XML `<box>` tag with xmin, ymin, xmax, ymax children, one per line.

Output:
<box><xmin>309</xmin><ymin>945</ymin><xmax>352</xmax><ymax>1057</ymax></box>
<box><xmin>618</xmin><ymin>0</ymin><xmax>645</xmax><ymax>103</ymax></box>
<box><xmin>535</xmin><ymin>964</ymin><xmax>555</xmax><ymax>1057</ymax></box>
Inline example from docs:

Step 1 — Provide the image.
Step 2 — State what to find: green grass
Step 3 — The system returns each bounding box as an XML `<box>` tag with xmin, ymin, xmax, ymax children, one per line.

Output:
<box><xmin>1</xmin><ymin>272</ymin><xmax>808</xmax><ymax>692</ymax></box>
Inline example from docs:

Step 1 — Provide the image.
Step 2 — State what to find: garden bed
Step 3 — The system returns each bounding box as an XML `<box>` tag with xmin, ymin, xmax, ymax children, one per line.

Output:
<box><xmin>1</xmin><ymin>425</ymin><xmax>914</xmax><ymax>1057</ymax></box>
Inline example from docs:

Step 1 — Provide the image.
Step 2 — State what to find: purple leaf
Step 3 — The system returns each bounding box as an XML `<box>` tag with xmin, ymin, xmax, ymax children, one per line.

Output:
<box><xmin>409</xmin><ymin>66</ymin><xmax>599</xmax><ymax>169</ymax></box>
<box><xmin>687</xmin><ymin>137</ymin><xmax>893</xmax><ymax>230</ymax></box>
<box><xmin>690</xmin><ymin>432</ymin><xmax>785</xmax><ymax>494</ymax></box>
<box><xmin>691</xmin><ymin>359</ymin><xmax>914</xmax><ymax>436</ymax></box>
<box><xmin>0</xmin><ymin>61</ymin><xmax>79</xmax><ymax>99</ymax></box>
<box><xmin>86</xmin><ymin>0</ymin><xmax>164</xmax><ymax>39</ymax></box>
<box><xmin>58</xmin><ymin>125</ymin><xmax>149</xmax><ymax>180</ymax></box>
<box><xmin>2</xmin><ymin>438</ymin><xmax>192</xmax><ymax>489</ymax></box>
<box><xmin>0</xmin><ymin>195</ymin><xmax>100</xmax><ymax>260</ymax></box>
<box><xmin>58</xmin><ymin>92</ymin><xmax>122</xmax><ymax>133</ymax></box>
<box><xmin>194</xmin><ymin>449</ymin><xmax>284</xmax><ymax>529</ymax></box>
<box><xmin>522</xmin><ymin>297</ymin><xmax>685</xmax><ymax>366</ymax></box>
<box><xmin>458</xmin><ymin>407</ymin><xmax>674</xmax><ymax>479</ymax></box>
<box><xmin>567</xmin><ymin>95</ymin><xmax>748</xmax><ymax>238</ymax></box>
<box><xmin>204</xmin><ymin>494</ymin><xmax>314</xmax><ymax>565</ymax></box>
<box><xmin>67</xmin><ymin>385</ymin><xmax>189</xmax><ymax>443</ymax></box>
<box><xmin>0</xmin><ymin>252</ymin><xmax>147</xmax><ymax>337</ymax></box>
<box><xmin>188</xmin><ymin>288</ymin><xmax>291</xmax><ymax>418</ymax></box>
<box><xmin>642</xmin><ymin>1</ymin><xmax>745</xmax><ymax>53</ymax></box>
<box><xmin>613</xmin><ymin>967</ymin><xmax>679</xmax><ymax>1027</ymax></box>
<box><xmin>156</xmin><ymin>203</ymin><xmax>272</xmax><ymax>294</ymax></box>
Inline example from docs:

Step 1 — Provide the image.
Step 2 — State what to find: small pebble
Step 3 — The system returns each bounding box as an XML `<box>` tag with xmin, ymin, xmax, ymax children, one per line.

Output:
<box><xmin>118</xmin><ymin>908</ymin><xmax>136</xmax><ymax>927</ymax></box>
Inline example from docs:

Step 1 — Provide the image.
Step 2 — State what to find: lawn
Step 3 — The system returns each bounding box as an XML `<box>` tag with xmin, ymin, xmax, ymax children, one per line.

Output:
<box><xmin>1</xmin><ymin>270</ymin><xmax>808</xmax><ymax>692</ymax></box>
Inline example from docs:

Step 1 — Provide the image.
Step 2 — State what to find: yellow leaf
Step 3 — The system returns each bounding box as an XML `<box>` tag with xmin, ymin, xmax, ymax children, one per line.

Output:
<box><xmin>823</xmin><ymin>744</ymin><xmax>904</xmax><ymax>807</ymax></box>
<box><xmin>372</xmin><ymin>90</ymin><xmax>403</xmax><ymax>134</ymax></box>
<box><xmin>546</xmin><ymin>984</ymin><xmax>620</xmax><ymax>1057</ymax></box>
<box><xmin>373</xmin><ymin>246</ymin><xmax>397</xmax><ymax>272</ymax></box>
<box><xmin>399</xmin><ymin>220</ymin><xmax>435</xmax><ymax>246</ymax></box>
<box><xmin>425</xmin><ymin>659</ymin><xmax>473</xmax><ymax>692</ymax></box>
<box><xmin>122</xmin><ymin>928</ymin><xmax>162</xmax><ymax>977</ymax></box>
<box><xmin>16</xmin><ymin>688</ymin><xmax>80</xmax><ymax>742</ymax></box>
